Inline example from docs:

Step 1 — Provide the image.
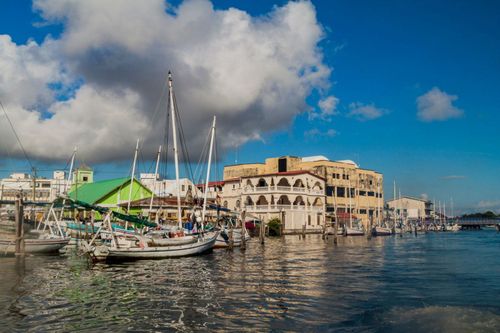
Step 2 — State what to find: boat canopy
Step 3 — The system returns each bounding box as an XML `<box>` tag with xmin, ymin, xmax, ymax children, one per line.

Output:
<box><xmin>62</xmin><ymin>197</ymin><xmax>157</xmax><ymax>228</ymax></box>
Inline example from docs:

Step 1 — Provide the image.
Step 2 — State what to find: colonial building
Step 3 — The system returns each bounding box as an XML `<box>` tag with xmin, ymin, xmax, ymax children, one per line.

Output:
<box><xmin>223</xmin><ymin>155</ymin><xmax>383</xmax><ymax>229</ymax></box>
<box><xmin>386</xmin><ymin>196</ymin><xmax>433</xmax><ymax>220</ymax></box>
<box><xmin>220</xmin><ymin>170</ymin><xmax>326</xmax><ymax>233</ymax></box>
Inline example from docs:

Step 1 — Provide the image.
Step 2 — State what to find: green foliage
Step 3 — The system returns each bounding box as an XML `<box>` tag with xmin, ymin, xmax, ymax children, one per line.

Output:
<box><xmin>461</xmin><ymin>211</ymin><xmax>499</xmax><ymax>219</ymax></box>
<box><xmin>267</xmin><ymin>218</ymin><xmax>282</xmax><ymax>236</ymax></box>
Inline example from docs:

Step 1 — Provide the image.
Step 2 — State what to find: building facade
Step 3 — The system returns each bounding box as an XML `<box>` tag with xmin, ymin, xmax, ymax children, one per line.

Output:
<box><xmin>223</xmin><ymin>155</ymin><xmax>383</xmax><ymax>229</ymax></box>
<box><xmin>386</xmin><ymin>196</ymin><xmax>433</xmax><ymax>220</ymax></box>
<box><xmin>0</xmin><ymin>171</ymin><xmax>70</xmax><ymax>203</ymax></box>
<box><xmin>221</xmin><ymin>170</ymin><xmax>326</xmax><ymax>233</ymax></box>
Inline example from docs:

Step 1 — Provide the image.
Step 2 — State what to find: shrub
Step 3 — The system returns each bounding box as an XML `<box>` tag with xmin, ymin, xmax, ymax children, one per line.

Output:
<box><xmin>267</xmin><ymin>218</ymin><xmax>282</xmax><ymax>236</ymax></box>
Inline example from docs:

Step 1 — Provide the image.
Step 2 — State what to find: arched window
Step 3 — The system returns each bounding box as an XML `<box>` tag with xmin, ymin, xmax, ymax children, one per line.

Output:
<box><xmin>256</xmin><ymin>195</ymin><xmax>268</xmax><ymax>205</ymax></box>
<box><xmin>313</xmin><ymin>181</ymin><xmax>323</xmax><ymax>191</ymax></box>
<box><xmin>312</xmin><ymin>197</ymin><xmax>323</xmax><ymax>207</ymax></box>
<box><xmin>236</xmin><ymin>200</ymin><xmax>241</xmax><ymax>208</ymax></box>
<box><xmin>245</xmin><ymin>196</ymin><xmax>254</xmax><ymax>206</ymax></box>
<box><xmin>277</xmin><ymin>178</ymin><xmax>291</xmax><ymax>187</ymax></box>
<box><xmin>257</xmin><ymin>178</ymin><xmax>268</xmax><ymax>187</ymax></box>
<box><xmin>277</xmin><ymin>195</ymin><xmax>291</xmax><ymax>205</ymax></box>
<box><xmin>293</xmin><ymin>196</ymin><xmax>305</xmax><ymax>206</ymax></box>
<box><xmin>293</xmin><ymin>179</ymin><xmax>305</xmax><ymax>188</ymax></box>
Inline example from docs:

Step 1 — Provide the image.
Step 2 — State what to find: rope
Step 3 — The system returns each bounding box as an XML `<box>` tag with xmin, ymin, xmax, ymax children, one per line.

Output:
<box><xmin>0</xmin><ymin>99</ymin><xmax>34</xmax><ymax>170</ymax></box>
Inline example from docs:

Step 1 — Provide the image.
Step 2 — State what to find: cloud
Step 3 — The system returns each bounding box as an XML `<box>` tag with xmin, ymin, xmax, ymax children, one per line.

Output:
<box><xmin>417</xmin><ymin>87</ymin><xmax>464</xmax><ymax>122</ymax></box>
<box><xmin>310</xmin><ymin>95</ymin><xmax>339</xmax><ymax>121</ymax></box>
<box><xmin>347</xmin><ymin>102</ymin><xmax>388</xmax><ymax>121</ymax></box>
<box><xmin>441</xmin><ymin>175</ymin><xmax>466</xmax><ymax>180</ymax></box>
<box><xmin>304</xmin><ymin>128</ymin><xmax>337</xmax><ymax>139</ymax></box>
<box><xmin>0</xmin><ymin>0</ymin><xmax>331</xmax><ymax>163</ymax></box>
<box><xmin>476</xmin><ymin>200</ymin><xmax>500</xmax><ymax>212</ymax></box>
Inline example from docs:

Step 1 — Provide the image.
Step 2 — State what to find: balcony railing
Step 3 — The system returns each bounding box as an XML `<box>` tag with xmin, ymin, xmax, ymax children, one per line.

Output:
<box><xmin>243</xmin><ymin>185</ymin><xmax>324</xmax><ymax>195</ymax></box>
<box><xmin>246</xmin><ymin>204</ymin><xmax>324</xmax><ymax>212</ymax></box>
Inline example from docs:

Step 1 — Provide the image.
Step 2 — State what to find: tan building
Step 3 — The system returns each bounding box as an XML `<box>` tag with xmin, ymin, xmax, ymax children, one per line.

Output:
<box><xmin>0</xmin><ymin>171</ymin><xmax>70</xmax><ymax>203</ymax></box>
<box><xmin>386</xmin><ymin>196</ymin><xmax>433</xmax><ymax>220</ymax></box>
<box><xmin>224</xmin><ymin>155</ymin><xmax>383</xmax><ymax>229</ymax></box>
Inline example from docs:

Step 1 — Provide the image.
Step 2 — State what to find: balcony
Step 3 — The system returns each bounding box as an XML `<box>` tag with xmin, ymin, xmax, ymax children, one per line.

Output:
<box><xmin>245</xmin><ymin>204</ymin><xmax>324</xmax><ymax>213</ymax></box>
<box><xmin>243</xmin><ymin>185</ymin><xmax>324</xmax><ymax>196</ymax></box>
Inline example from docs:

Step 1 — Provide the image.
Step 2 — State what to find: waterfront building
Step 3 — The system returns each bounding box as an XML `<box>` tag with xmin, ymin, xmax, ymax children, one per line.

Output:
<box><xmin>386</xmin><ymin>196</ymin><xmax>433</xmax><ymax>221</ymax></box>
<box><xmin>68</xmin><ymin>177</ymin><xmax>152</xmax><ymax>216</ymax></box>
<box><xmin>140</xmin><ymin>173</ymin><xmax>202</xmax><ymax>199</ymax></box>
<box><xmin>223</xmin><ymin>155</ymin><xmax>383</xmax><ymax>230</ymax></box>
<box><xmin>219</xmin><ymin>170</ymin><xmax>326</xmax><ymax>233</ymax></box>
<box><xmin>0</xmin><ymin>171</ymin><xmax>70</xmax><ymax>203</ymax></box>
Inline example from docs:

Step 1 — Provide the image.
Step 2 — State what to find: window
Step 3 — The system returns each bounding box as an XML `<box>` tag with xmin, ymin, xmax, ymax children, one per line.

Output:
<box><xmin>278</xmin><ymin>158</ymin><xmax>287</xmax><ymax>172</ymax></box>
<box><xmin>359</xmin><ymin>191</ymin><xmax>366</xmax><ymax>196</ymax></box>
<box><xmin>336</xmin><ymin>187</ymin><xmax>345</xmax><ymax>197</ymax></box>
<box><xmin>326</xmin><ymin>186</ymin><xmax>334</xmax><ymax>196</ymax></box>
<box><xmin>350</xmin><ymin>188</ymin><xmax>355</xmax><ymax>198</ymax></box>
<box><xmin>308</xmin><ymin>215</ymin><xmax>311</xmax><ymax>225</ymax></box>
<box><xmin>368</xmin><ymin>192</ymin><xmax>375</xmax><ymax>197</ymax></box>
<box><xmin>360</xmin><ymin>209</ymin><xmax>367</xmax><ymax>214</ymax></box>
<box><xmin>83</xmin><ymin>176</ymin><xmax>88</xmax><ymax>182</ymax></box>
<box><xmin>317</xmin><ymin>215</ymin><xmax>321</xmax><ymax>225</ymax></box>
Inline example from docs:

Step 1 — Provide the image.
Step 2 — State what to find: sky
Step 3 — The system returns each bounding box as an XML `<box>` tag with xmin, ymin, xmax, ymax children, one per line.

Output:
<box><xmin>0</xmin><ymin>0</ymin><xmax>499</xmax><ymax>214</ymax></box>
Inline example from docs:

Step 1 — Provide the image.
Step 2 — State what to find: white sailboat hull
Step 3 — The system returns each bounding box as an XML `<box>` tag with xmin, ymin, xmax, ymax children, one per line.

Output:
<box><xmin>373</xmin><ymin>226</ymin><xmax>392</xmax><ymax>236</ymax></box>
<box><xmin>105</xmin><ymin>232</ymin><xmax>219</xmax><ymax>260</ymax></box>
<box><xmin>0</xmin><ymin>237</ymin><xmax>70</xmax><ymax>255</ymax></box>
<box><xmin>344</xmin><ymin>227</ymin><xmax>364</xmax><ymax>236</ymax></box>
<box><xmin>214</xmin><ymin>228</ymin><xmax>251</xmax><ymax>248</ymax></box>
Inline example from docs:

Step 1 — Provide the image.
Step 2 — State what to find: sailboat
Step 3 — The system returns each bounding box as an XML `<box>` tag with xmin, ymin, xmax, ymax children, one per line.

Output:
<box><xmin>372</xmin><ymin>181</ymin><xmax>392</xmax><ymax>236</ymax></box>
<box><xmin>88</xmin><ymin>72</ymin><xmax>218</xmax><ymax>261</ymax></box>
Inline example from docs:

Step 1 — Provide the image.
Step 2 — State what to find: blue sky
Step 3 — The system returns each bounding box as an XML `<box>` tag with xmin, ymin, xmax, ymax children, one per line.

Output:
<box><xmin>1</xmin><ymin>0</ymin><xmax>499</xmax><ymax>213</ymax></box>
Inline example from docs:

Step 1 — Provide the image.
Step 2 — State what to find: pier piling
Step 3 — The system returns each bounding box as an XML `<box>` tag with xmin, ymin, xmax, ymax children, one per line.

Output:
<box><xmin>14</xmin><ymin>195</ymin><xmax>25</xmax><ymax>256</ymax></box>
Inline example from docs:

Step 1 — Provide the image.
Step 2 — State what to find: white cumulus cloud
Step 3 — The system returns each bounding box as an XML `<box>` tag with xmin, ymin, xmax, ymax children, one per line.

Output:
<box><xmin>310</xmin><ymin>95</ymin><xmax>339</xmax><ymax>121</ymax></box>
<box><xmin>417</xmin><ymin>87</ymin><xmax>464</xmax><ymax>122</ymax></box>
<box><xmin>347</xmin><ymin>102</ymin><xmax>387</xmax><ymax>121</ymax></box>
<box><xmin>0</xmin><ymin>0</ymin><xmax>332</xmax><ymax>163</ymax></box>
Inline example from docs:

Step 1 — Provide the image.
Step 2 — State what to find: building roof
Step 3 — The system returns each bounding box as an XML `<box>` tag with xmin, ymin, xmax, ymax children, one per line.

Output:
<box><xmin>240</xmin><ymin>170</ymin><xmax>325</xmax><ymax>181</ymax></box>
<box><xmin>386</xmin><ymin>196</ymin><xmax>431</xmax><ymax>204</ymax></box>
<box><xmin>301</xmin><ymin>155</ymin><xmax>329</xmax><ymax>162</ymax></box>
<box><xmin>68</xmin><ymin>177</ymin><xmax>139</xmax><ymax>204</ymax></box>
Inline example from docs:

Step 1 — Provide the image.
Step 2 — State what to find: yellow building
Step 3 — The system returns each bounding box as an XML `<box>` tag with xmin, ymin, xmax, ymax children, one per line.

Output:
<box><xmin>224</xmin><ymin>155</ymin><xmax>383</xmax><ymax>229</ymax></box>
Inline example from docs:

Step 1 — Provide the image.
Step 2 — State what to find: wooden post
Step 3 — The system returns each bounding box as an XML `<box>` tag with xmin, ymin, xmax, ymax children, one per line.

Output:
<box><xmin>367</xmin><ymin>215</ymin><xmax>372</xmax><ymax>240</ymax></box>
<box><xmin>15</xmin><ymin>195</ymin><xmax>25</xmax><ymax>256</ymax></box>
<box><xmin>228</xmin><ymin>225</ymin><xmax>234</xmax><ymax>250</ymax></box>
<box><xmin>259</xmin><ymin>219</ymin><xmax>265</xmax><ymax>244</ymax></box>
<box><xmin>240</xmin><ymin>210</ymin><xmax>246</xmax><ymax>251</ymax></box>
<box><xmin>333</xmin><ymin>218</ymin><xmax>338</xmax><ymax>245</ymax></box>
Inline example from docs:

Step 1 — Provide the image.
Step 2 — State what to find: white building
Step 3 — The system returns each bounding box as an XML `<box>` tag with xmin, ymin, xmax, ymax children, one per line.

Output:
<box><xmin>0</xmin><ymin>171</ymin><xmax>70</xmax><ymax>202</ymax></box>
<box><xmin>386</xmin><ymin>196</ymin><xmax>433</xmax><ymax>220</ymax></box>
<box><xmin>220</xmin><ymin>170</ymin><xmax>326</xmax><ymax>233</ymax></box>
<box><xmin>139</xmin><ymin>173</ymin><xmax>202</xmax><ymax>199</ymax></box>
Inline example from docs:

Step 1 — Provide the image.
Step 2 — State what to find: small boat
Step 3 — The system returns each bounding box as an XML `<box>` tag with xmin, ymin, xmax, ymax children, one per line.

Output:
<box><xmin>446</xmin><ymin>224</ymin><xmax>461</xmax><ymax>232</ymax></box>
<box><xmin>214</xmin><ymin>227</ymin><xmax>250</xmax><ymax>248</ymax></box>
<box><xmin>1</xmin><ymin>232</ymin><xmax>70</xmax><ymax>255</ymax></box>
<box><xmin>344</xmin><ymin>226</ymin><xmax>364</xmax><ymax>236</ymax></box>
<box><xmin>100</xmin><ymin>231</ymin><xmax>219</xmax><ymax>260</ymax></box>
<box><xmin>372</xmin><ymin>226</ymin><xmax>392</xmax><ymax>236</ymax></box>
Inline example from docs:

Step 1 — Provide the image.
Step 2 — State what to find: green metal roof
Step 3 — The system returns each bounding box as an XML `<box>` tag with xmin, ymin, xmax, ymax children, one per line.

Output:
<box><xmin>68</xmin><ymin>177</ymin><xmax>131</xmax><ymax>204</ymax></box>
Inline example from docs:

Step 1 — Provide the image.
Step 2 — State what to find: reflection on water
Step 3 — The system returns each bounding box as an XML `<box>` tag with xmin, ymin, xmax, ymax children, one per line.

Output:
<box><xmin>1</xmin><ymin>231</ymin><xmax>499</xmax><ymax>332</ymax></box>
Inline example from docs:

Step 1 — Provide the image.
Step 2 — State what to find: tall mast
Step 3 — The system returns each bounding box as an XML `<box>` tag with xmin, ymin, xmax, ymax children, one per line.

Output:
<box><xmin>393</xmin><ymin>180</ymin><xmax>397</xmax><ymax>226</ymax></box>
<box><xmin>125</xmin><ymin>139</ymin><xmax>139</xmax><ymax>229</ymax></box>
<box><xmin>168</xmin><ymin>72</ymin><xmax>183</xmax><ymax>229</ymax></box>
<box><xmin>348</xmin><ymin>169</ymin><xmax>352</xmax><ymax>228</ymax></box>
<box><xmin>377</xmin><ymin>181</ymin><xmax>381</xmax><ymax>226</ymax></box>
<box><xmin>59</xmin><ymin>146</ymin><xmax>77</xmax><ymax>220</ymax></box>
<box><xmin>148</xmin><ymin>145</ymin><xmax>162</xmax><ymax>220</ymax></box>
<box><xmin>201</xmin><ymin>116</ymin><xmax>216</xmax><ymax>231</ymax></box>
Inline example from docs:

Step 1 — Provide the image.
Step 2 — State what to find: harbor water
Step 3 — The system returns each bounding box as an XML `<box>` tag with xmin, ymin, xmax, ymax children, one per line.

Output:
<box><xmin>1</xmin><ymin>230</ymin><xmax>499</xmax><ymax>332</ymax></box>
